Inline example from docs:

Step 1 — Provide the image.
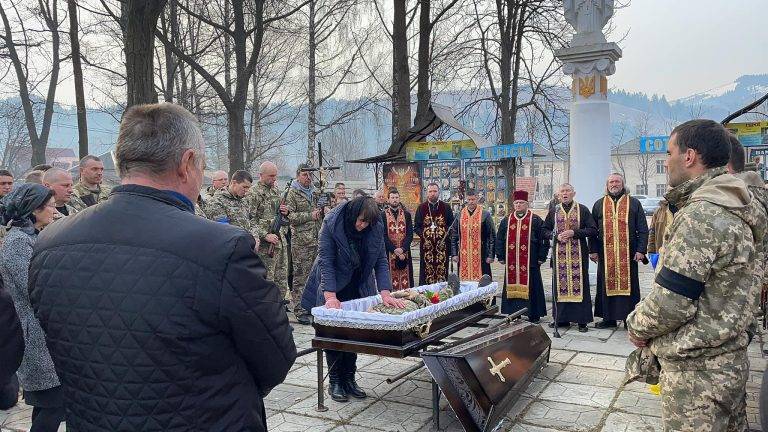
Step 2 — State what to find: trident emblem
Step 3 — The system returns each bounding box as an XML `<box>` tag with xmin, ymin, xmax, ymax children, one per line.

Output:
<box><xmin>487</xmin><ymin>356</ymin><xmax>512</xmax><ymax>382</ymax></box>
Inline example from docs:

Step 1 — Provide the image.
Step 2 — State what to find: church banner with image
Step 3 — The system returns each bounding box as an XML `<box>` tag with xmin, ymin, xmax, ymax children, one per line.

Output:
<box><xmin>382</xmin><ymin>162</ymin><xmax>422</xmax><ymax>215</ymax></box>
<box><xmin>406</xmin><ymin>140</ymin><xmax>478</xmax><ymax>161</ymax></box>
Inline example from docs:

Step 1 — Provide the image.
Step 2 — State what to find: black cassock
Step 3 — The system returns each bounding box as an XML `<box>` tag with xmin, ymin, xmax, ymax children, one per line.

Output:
<box><xmin>381</xmin><ymin>205</ymin><xmax>415</xmax><ymax>290</ymax></box>
<box><xmin>495</xmin><ymin>212</ymin><xmax>549</xmax><ymax>321</ymax></box>
<box><xmin>450</xmin><ymin>207</ymin><xmax>496</xmax><ymax>280</ymax></box>
<box><xmin>590</xmin><ymin>193</ymin><xmax>649</xmax><ymax>322</ymax></box>
<box><xmin>414</xmin><ymin>201</ymin><xmax>454</xmax><ymax>285</ymax></box>
<box><xmin>543</xmin><ymin>202</ymin><xmax>598</xmax><ymax>325</ymax></box>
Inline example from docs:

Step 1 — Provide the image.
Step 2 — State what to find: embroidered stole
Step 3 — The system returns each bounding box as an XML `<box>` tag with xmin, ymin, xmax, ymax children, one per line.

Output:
<box><xmin>385</xmin><ymin>207</ymin><xmax>411</xmax><ymax>291</ymax></box>
<box><xmin>421</xmin><ymin>202</ymin><xmax>448</xmax><ymax>284</ymax></box>
<box><xmin>555</xmin><ymin>202</ymin><xmax>584</xmax><ymax>303</ymax></box>
<box><xmin>459</xmin><ymin>206</ymin><xmax>484</xmax><ymax>281</ymax></box>
<box><xmin>505</xmin><ymin>210</ymin><xmax>532</xmax><ymax>299</ymax></box>
<box><xmin>602</xmin><ymin>195</ymin><xmax>632</xmax><ymax>296</ymax></box>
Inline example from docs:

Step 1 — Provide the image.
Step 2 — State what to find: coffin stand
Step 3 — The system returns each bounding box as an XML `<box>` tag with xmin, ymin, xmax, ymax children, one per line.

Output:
<box><xmin>304</xmin><ymin>288</ymin><xmax>551</xmax><ymax>431</ymax></box>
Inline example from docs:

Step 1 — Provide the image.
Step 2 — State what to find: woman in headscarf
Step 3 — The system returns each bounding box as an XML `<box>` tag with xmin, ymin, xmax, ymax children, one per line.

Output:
<box><xmin>301</xmin><ymin>196</ymin><xmax>405</xmax><ymax>402</ymax></box>
<box><xmin>0</xmin><ymin>183</ymin><xmax>64</xmax><ymax>431</ymax></box>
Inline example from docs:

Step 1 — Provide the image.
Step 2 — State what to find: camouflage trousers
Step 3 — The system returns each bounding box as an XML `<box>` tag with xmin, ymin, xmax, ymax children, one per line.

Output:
<box><xmin>258</xmin><ymin>239</ymin><xmax>288</xmax><ymax>303</ymax></box>
<box><xmin>660</xmin><ymin>354</ymin><xmax>749</xmax><ymax>432</ymax></box>
<box><xmin>291</xmin><ymin>243</ymin><xmax>317</xmax><ymax>316</ymax></box>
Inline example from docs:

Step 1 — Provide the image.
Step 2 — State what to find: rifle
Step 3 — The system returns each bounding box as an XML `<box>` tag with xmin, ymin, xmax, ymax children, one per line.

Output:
<box><xmin>266</xmin><ymin>180</ymin><xmax>292</xmax><ymax>258</ymax></box>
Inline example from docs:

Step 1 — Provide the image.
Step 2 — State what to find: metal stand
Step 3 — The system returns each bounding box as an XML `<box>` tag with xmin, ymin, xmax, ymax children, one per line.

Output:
<box><xmin>432</xmin><ymin>378</ymin><xmax>441</xmax><ymax>430</ymax></box>
<box><xmin>550</xmin><ymin>229</ymin><xmax>561</xmax><ymax>338</ymax></box>
<box><xmin>316</xmin><ymin>349</ymin><xmax>328</xmax><ymax>412</ymax></box>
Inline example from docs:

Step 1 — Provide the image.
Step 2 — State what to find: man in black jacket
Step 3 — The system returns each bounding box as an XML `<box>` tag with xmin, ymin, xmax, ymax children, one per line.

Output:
<box><xmin>0</xmin><ymin>276</ymin><xmax>23</xmax><ymax>409</ymax></box>
<box><xmin>29</xmin><ymin>102</ymin><xmax>297</xmax><ymax>431</ymax></box>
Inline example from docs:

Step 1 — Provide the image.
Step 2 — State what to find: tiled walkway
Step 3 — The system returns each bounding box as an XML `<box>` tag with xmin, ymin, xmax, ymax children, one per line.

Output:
<box><xmin>2</xmin><ymin>262</ymin><xmax>765</xmax><ymax>431</ymax></box>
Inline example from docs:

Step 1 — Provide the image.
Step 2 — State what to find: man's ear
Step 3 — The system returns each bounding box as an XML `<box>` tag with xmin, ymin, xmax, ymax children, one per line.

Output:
<box><xmin>684</xmin><ymin>148</ymin><xmax>698</xmax><ymax>168</ymax></box>
<box><xmin>178</xmin><ymin>149</ymin><xmax>197</xmax><ymax>182</ymax></box>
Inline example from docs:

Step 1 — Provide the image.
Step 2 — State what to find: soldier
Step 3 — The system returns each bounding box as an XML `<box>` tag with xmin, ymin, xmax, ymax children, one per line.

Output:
<box><xmin>0</xmin><ymin>169</ymin><xmax>12</xmax><ymax>199</ymax></box>
<box><xmin>42</xmin><ymin>168</ymin><xmax>78</xmax><ymax>217</ymax></box>
<box><xmin>199</xmin><ymin>170</ymin><xmax>228</xmax><ymax>209</ymax></box>
<box><xmin>71</xmin><ymin>155</ymin><xmax>110</xmax><ymax>212</ymax></box>
<box><xmin>285</xmin><ymin>165</ymin><xmax>321</xmax><ymax>324</ymax></box>
<box><xmin>626</xmin><ymin>120</ymin><xmax>768</xmax><ymax>432</ymax></box>
<box><xmin>248</xmin><ymin>162</ymin><xmax>290</xmax><ymax>305</ymax></box>
<box><xmin>205</xmin><ymin>170</ymin><xmax>254</xmax><ymax>231</ymax></box>
<box><xmin>333</xmin><ymin>182</ymin><xmax>348</xmax><ymax>207</ymax></box>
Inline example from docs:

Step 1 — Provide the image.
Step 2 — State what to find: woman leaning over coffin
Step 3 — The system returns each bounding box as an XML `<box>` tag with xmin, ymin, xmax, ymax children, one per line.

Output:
<box><xmin>300</xmin><ymin>196</ymin><xmax>406</xmax><ymax>402</ymax></box>
<box><xmin>0</xmin><ymin>183</ymin><xmax>65</xmax><ymax>431</ymax></box>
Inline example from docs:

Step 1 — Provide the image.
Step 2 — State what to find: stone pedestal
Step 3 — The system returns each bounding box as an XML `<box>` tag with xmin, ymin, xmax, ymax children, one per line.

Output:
<box><xmin>555</xmin><ymin>43</ymin><xmax>622</xmax><ymax>208</ymax></box>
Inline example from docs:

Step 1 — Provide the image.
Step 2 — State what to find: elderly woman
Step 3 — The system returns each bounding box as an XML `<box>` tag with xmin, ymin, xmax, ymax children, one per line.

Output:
<box><xmin>301</xmin><ymin>196</ymin><xmax>405</xmax><ymax>402</ymax></box>
<box><xmin>0</xmin><ymin>183</ymin><xmax>64</xmax><ymax>431</ymax></box>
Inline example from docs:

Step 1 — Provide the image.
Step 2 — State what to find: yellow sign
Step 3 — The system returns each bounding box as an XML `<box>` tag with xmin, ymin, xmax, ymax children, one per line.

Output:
<box><xmin>725</xmin><ymin>121</ymin><xmax>768</xmax><ymax>147</ymax></box>
<box><xmin>406</xmin><ymin>139</ymin><xmax>477</xmax><ymax>161</ymax></box>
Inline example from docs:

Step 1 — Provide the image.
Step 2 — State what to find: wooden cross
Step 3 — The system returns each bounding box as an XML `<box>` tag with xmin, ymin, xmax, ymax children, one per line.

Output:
<box><xmin>487</xmin><ymin>356</ymin><xmax>512</xmax><ymax>382</ymax></box>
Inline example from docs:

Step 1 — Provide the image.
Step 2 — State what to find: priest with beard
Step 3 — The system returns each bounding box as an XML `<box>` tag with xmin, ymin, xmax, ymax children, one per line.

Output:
<box><xmin>414</xmin><ymin>183</ymin><xmax>454</xmax><ymax>285</ymax></box>
<box><xmin>543</xmin><ymin>183</ymin><xmax>598</xmax><ymax>332</ymax></box>
<box><xmin>589</xmin><ymin>173</ymin><xmax>649</xmax><ymax>329</ymax></box>
<box><xmin>450</xmin><ymin>189</ymin><xmax>495</xmax><ymax>281</ymax></box>
<box><xmin>381</xmin><ymin>188</ymin><xmax>414</xmax><ymax>290</ymax></box>
<box><xmin>496</xmin><ymin>190</ymin><xmax>549</xmax><ymax>323</ymax></box>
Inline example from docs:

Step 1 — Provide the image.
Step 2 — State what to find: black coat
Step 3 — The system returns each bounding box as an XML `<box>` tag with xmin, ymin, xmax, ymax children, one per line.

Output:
<box><xmin>29</xmin><ymin>185</ymin><xmax>297</xmax><ymax>432</ymax></box>
<box><xmin>0</xmin><ymin>275</ymin><xmax>23</xmax><ymax>384</ymax></box>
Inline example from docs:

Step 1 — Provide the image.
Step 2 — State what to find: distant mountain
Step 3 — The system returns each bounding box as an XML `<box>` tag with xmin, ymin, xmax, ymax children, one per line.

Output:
<box><xmin>3</xmin><ymin>74</ymin><xmax>766</xmax><ymax>170</ymax></box>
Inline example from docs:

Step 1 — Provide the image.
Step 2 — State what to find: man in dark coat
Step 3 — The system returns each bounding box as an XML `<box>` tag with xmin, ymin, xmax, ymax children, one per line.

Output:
<box><xmin>381</xmin><ymin>188</ymin><xmax>414</xmax><ymax>290</ymax></box>
<box><xmin>496</xmin><ymin>190</ymin><xmax>549</xmax><ymax>322</ymax></box>
<box><xmin>301</xmin><ymin>197</ymin><xmax>404</xmax><ymax>402</ymax></box>
<box><xmin>414</xmin><ymin>183</ymin><xmax>454</xmax><ymax>284</ymax></box>
<box><xmin>0</xmin><ymin>276</ymin><xmax>23</xmax><ymax>409</ymax></box>
<box><xmin>29</xmin><ymin>103</ymin><xmax>297</xmax><ymax>432</ymax></box>
<box><xmin>590</xmin><ymin>174</ymin><xmax>649</xmax><ymax>328</ymax></box>
<box><xmin>451</xmin><ymin>189</ymin><xmax>495</xmax><ymax>281</ymax></box>
<box><xmin>543</xmin><ymin>183</ymin><xmax>598</xmax><ymax>332</ymax></box>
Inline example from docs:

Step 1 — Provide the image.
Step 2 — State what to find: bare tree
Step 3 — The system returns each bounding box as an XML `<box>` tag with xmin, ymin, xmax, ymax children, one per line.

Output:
<box><xmin>391</xmin><ymin>0</ymin><xmax>410</xmax><ymax>143</ymax></box>
<box><xmin>0</xmin><ymin>100</ymin><xmax>30</xmax><ymax>173</ymax></box>
<box><xmin>121</xmin><ymin>0</ymin><xmax>168</xmax><ymax>106</ymax></box>
<box><xmin>0</xmin><ymin>0</ymin><xmax>62</xmax><ymax>166</ymax></box>
<box><xmin>68</xmin><ymin>0</ymin><xmax>89</xmax><ymax>157</ymax></box>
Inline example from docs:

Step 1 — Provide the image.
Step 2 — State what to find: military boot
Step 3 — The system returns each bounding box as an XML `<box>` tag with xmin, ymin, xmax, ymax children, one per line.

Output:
<box><xmin>342</xmin><ymin>353</ymin><xmax>366</xmax><ymax>399</ymax></box>
<box><xmin>326</xmin><ymin>351</ymin><xmax>348</xmax><ymax>402</ymax></box>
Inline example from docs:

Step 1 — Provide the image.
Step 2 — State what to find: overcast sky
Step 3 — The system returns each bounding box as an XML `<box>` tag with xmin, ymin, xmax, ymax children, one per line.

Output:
<box><xmin>609</xmin><ymin>0</ymin><xmax>768</xmax><ymax>100</ymax></box>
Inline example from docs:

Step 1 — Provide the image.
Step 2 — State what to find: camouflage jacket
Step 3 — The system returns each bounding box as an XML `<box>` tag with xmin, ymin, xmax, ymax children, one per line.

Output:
<box><xmin>70</xmin><ymin>182</ymin><xmax>111</xmax><ymax>212</ymax></box>
<box><xmin>246</xmin><ymin>181</ymin><xmax>287</xmax><ymax>242</ymax></box>
<box><xmin>205</xmin><ymin>189</ymin><xmax>252</xmax><ymax>233</ymax></box>
<box><xmin>627</xmin><ymin>167</ymin><xmax>768</xmax><ymax>370</ymax></box>
<box><xmin>285</xmin><ymin>184</ymin><xmax>319</xmax><ymax>246</ymax></box>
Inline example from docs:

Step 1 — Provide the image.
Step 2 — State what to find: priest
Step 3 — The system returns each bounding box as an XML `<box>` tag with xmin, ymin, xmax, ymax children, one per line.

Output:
<box><xmin>543</xmin><ymin>183</ymin><xmax>598</xmax><ymax>332</ymax></box>
<box><xmin>589</xmin><ymin>174</ymin><xmax>649</xmax><ymax>329</ymax></box>
<box><xmin>496</xmin><ymin>190</ymin><xmax>549</xmax><ymax>323</ymax></box>
<box><xmin>381</xmin><ymin>188</ymin><xmax>414</xmax><ymax>290</ymax></box>
<box><xmin>414</xmin><ymin>183</ymin><xmax>454</xmax><ymax>285</ymax></box>
<box><xmin>450</xmin><ymin>189</ymin><xmax>495</xmax><ymax>281</ymax></box>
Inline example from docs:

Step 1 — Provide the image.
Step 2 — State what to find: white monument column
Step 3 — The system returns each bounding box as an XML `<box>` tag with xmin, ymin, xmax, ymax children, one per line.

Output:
<box><xmin>556</xmin><ymin>0</ymin><xmax>622</xmax><ymax>206</ymax></box>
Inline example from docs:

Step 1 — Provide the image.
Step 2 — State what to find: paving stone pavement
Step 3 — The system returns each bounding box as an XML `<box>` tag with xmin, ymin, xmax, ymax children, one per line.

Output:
<box><xmin>1</xmin><ymin>254</ymin><xmax>765</xmax><ymax>432</ymax></box>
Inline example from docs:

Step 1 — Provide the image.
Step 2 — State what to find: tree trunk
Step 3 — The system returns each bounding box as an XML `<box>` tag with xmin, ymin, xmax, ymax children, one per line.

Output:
<box><xmin>227</xmin><ymin>108</ymin><xmax>246</xmax><ymax>172</ymax></box>
<box><xmin>307</xmin><ymin>0</ymin><xmax>317</xmax><ymax>165</ymax></box>
<box><xmin>414</xmin><ymin>0</ymin><xmax>431</xmax><ymax>126</ymax></box>
<box><xmin>68</xmin><ymin>0</ymin><xmax>89</xmax><ymax>158</ymax></box>
<box><xmin>392</xmin><ymin>0</ymin><xmax>410</xmax><ymax>144</ymax></box>
<box><xmin>122</xmin><ymin>0</ymin><xmax>167</xmax><ymax>107</ymax></box>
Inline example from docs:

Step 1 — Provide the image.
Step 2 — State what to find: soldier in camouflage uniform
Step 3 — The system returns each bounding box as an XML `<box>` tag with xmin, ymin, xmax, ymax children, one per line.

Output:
<box><xmin>205</xmin><ymin>170</ymin><xmax>254</xmax><ymax>231</ymax></box>
<box><xmin>71</xmin><ymin>155</ymin><xmax>110</xmax><ymax>212</ymax></box>
<box><xmin>247</xmin><ymin>162</ymin><xmax>290</xmax><ymax>303</ymax></box>
<box><xmin>626</xmin><ymin>120</ymin><xmax>768</xmax><ymax>432</ymax></box>
<box><xmin>42</xmin><ymin>168</ymin><xmax>79</xmax><ymax>218</ymax></box>
<box><xmin>199</xmin><ymin>170</ymin><xmax>228</xmax><ymax>216</ymax></box>
<box><xmin>285</xmin><ymin>165</ymin><xmax>322</xmax><ymax>323</ymax></box>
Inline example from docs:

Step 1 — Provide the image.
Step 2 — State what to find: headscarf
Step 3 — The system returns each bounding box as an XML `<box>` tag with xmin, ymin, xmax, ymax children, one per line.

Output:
<box><xmin>0</xmin><ymin>183</ymin><xmax>53</xmax><ymax>229</ymax></box>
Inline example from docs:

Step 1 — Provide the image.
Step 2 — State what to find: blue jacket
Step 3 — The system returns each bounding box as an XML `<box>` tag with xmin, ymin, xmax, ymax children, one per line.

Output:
<box><xmin>301</xmin><ymin>201</ymin><xmax>392</xmax><ymax>310</ymax></box>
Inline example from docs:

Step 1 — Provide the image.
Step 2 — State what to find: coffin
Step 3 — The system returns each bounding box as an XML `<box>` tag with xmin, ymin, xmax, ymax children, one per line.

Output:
<box><xmin>421</xmin><ymin>319</ymin><xmax>551</xmax><ymax>432</ymax></box>
<box><xmin>311</xmin><ymin>281</ymin><xmax>498</xmax><ymax>357</ymax></box>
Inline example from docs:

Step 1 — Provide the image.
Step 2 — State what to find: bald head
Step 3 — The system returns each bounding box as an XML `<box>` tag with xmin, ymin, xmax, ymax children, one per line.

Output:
<box><xmin>43</xmin><ymin>167</ymin><xmax>74</xmax><ymax>205</ymax></box>
<box><xmin>210</xmin><ymin>170</ymin><xmax>228</xmax><ymax>190</ymax></box>
<box><xmin>258</xmin><ymin>161</ymin><xmax>278</xmax><ymax>187</ymax></box>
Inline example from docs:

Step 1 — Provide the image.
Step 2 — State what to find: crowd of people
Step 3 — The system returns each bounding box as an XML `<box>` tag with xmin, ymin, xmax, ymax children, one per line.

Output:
<box><xmin>0</xmin><ymin>102</ymin><xmax>765</xmax><ymax>432</ymax></box>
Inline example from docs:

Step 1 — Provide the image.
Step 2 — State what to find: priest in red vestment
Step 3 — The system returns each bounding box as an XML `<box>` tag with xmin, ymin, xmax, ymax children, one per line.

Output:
<box><xmin>496</xmin><ymin>190</ymin><xmax>549</xmax><ymax>322</ymax></box>
<box><xmin>450</xmin><ymin>189</ymin><xmax>495</xmax><ymax>281</ymax></box>
<box><xmin>414</xmin><ymin>183</ymin><xmax>454</xmax><ymax>285</ymax></box>
<box><xmin>381</xmin><ymin>188</ymin><xmax>414</xmax><ymax>290</ymax></box>
<box><xmin>589</xmin><ymin>174</ymin><xmax>649</xmax><ymax>328</ymax></box>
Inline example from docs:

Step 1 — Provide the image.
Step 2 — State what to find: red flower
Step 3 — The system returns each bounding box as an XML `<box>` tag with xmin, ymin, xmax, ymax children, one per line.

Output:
<box><xmin>430</xmin><ymin>293</ymin><xmax>440</xmax><ymax>304</ymax></box>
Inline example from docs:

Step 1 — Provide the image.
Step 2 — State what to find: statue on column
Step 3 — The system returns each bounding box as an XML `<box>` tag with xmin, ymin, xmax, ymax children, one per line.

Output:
<box><xmin>564</xmin><ymin>0</ymin><xmax>614</xmax><ymax>45</ymax></box>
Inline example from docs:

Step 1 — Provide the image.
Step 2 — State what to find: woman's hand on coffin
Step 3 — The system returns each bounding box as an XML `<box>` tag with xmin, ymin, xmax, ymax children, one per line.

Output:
<box><xmin>323</xmin><ymin>292</ymin><xmax>342</xmax><ymax>309</ymax></box>
<box><xmin>380</xmin><ymin>290</ymin><xmax>406</xmax><ymax>309</ymax></box>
